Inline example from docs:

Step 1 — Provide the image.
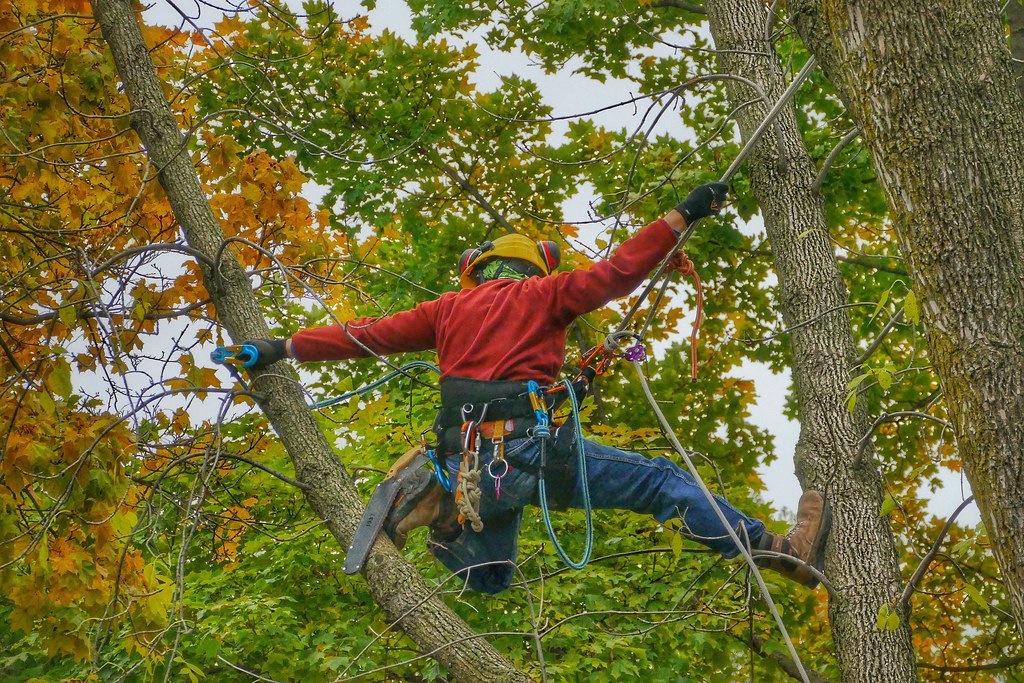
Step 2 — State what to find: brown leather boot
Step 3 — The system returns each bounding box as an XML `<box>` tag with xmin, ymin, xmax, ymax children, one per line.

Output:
<box><xmin>383</xmin><ymin>470</ymin><xmax>459</xmax><ymax>550</ymax></box>
<box><xmin>754</xmin><ymin>491</ymin><xmax>831</xmax><ymax>588</ymax></box>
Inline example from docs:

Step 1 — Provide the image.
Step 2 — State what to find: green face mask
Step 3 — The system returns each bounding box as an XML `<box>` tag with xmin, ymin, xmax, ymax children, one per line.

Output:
<box><xmin>479</xmin><ymin>259</ymin><xmax>530</xmax><ymax>283</ymax></box>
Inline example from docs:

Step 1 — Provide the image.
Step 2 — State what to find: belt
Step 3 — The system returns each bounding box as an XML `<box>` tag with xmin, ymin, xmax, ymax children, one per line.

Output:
<box><xmin>478</xmin><ymin>418</ymin><xmax>518</xmax><ymax>440</ymax></box>
<box><xmin>437</xmin><ymin>415</ymin><xmax>541</xmax><ymax>455</ymax></box>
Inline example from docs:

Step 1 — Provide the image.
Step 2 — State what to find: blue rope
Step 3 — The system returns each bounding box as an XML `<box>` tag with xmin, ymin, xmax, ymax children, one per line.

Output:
<box><xmin>537</xmin><ymin>379</ymin><xmax>593</xmax><ymax>570</ymax></box>
<box><xmin>310</xmin><ymin>361</ymin><xmax>440</xmax><ymax>409</ymax></box>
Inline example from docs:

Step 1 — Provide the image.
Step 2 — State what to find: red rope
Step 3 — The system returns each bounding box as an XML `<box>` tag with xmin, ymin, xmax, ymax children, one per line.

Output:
<box><xmin>670</xmin><ymin>252</ymin><xmax>704</xmax><ymax>379</ymax></box>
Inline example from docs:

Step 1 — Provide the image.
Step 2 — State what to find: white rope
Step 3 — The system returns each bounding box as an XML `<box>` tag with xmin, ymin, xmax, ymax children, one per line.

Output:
<box><xmin>631</xmin><ymin>360</ymin><xmax>811</xmax><ymax>683</ymax></box>
<box><xmin>456</xmin><ymin>452</ymin><xmax>484</xmax><ymax>532</ymax></box>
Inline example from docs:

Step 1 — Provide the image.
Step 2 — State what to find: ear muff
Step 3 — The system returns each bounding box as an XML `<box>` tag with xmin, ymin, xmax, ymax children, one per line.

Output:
<box><xmin>458</xmin><ymin>242</ymin><xmax>494</xmax><ymax>276</ymax></box>
<box><xmin>458</xmin><ymin>248</ymin><xmax>480</xmax><ymax>276</ymax></box>
<box><xmin>537</xmin><ymin>240</ymin><xmax>560</xmax><ymax>273</ymax></box>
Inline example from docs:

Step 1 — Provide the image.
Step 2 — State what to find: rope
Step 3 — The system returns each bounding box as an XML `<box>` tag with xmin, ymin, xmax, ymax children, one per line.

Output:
<box><xmin>676</xmin><ymin>253</ymin><xmax>704</xmax><ymax>380</ymax></box>
<box><xmin>613</xmin><ymin>56</ymin><xmax>818</xmax><ymax>339</ymax></box>
<box><xmin>630</xmin><ymin>359</ymin><xmax>810</xmax><ymax>683</ymax></box>
<box><xmin>455</xmin><ymin>451</ymin><xmax>484</xmax><ymax>532</ymax></box>
<box><xmin>310</xmin><ymin>361</ymin><xmax>440</xmax><ymax>409</ymax></box>
<box><xmin>587</xmin><ymin>62</ymin><xmax>822</xmax><ymax>678</ymax></box>
<box><xmin>538</xmin><ymin>379</ymin><xmax>594</xmax><ymax>570</ymax></box>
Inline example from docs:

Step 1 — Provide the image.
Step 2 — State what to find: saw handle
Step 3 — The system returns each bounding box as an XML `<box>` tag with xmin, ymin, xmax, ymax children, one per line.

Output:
<box><xmin>210</xmin><ymin>343</ymin><xmax>260</xmax><ymax>368</ymax></box>
<box><xmin>386</xmin><ymin>444</ymin><xmax>426</xmax><ymax>479</ymax></box>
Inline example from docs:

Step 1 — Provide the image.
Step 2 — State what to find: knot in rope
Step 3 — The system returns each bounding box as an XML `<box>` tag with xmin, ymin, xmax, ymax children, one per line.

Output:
<box><xmin>669</xmin><ymin>251</ymin><xmax>697</xmax><ymax>277</ymax></box>
<box><xmin>455</xmin><ymin>453</ymin><xmax>484</xmax><ymax>532</ymax></box>
<box><xmin>602</xmin><ymin>330</ymin><xmax>636</xmax><ymax>353</ymax></box>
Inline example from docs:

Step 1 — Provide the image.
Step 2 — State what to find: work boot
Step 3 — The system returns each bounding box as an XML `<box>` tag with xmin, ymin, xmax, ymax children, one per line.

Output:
<box><xmin>383</xmin><ymin>470</ymin><xmax>459</xmax><ymax>550</ymax></box>
<box><xmin>754</xmin><ymin>491</ymin><xmax>831</xmax><ymax>588</ymax></box>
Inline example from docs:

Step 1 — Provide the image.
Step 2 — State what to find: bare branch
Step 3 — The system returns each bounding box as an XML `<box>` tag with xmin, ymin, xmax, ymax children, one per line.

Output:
<box><xmin>855</xmin><ymin>307</ymin><xmax>905</xmax><ymax>366</ymax></box>
<box><xmin>897</xmin><ymin>496</ymin><xmax>976</xmax><ymax>610</ymax></box>
<box><xmin>651</xmin><ymin>0</ymin><xmax>707</xmax><ymax>14</ymax></box>
<box><xmin>812</xmin><ymin>127</ymin><xmax>861</xmax><ymax>192</ymax></box>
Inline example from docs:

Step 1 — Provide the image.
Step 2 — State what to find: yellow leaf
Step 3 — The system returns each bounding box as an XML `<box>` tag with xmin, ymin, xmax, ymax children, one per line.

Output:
<box><xmin>45</xmin><ymin>362</ymin><xmax>72</xmax><ymax>398</ymax></box>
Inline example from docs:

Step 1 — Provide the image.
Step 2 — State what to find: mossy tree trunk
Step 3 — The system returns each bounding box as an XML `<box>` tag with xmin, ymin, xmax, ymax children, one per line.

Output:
<box><xmin>794</xmin><ymin>0</ymin><xmax>1024</xmax><ymax>637</ymax></box>
<box><xmin>89</xmin><ymin>0</ymin><xmax>532</xmax><ymax>679</ymax></box>
<box><xmin>704</xmin><ymin>1</ymin><xmax>919</xmax><ymax>679</ymax></box>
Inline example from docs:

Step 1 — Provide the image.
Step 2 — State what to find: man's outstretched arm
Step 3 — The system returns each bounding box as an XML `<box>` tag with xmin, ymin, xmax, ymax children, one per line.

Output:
<box><xmin>240</xmin><ymin>300</ymin><xmax>441</xmax><ymax>369</ymax></box>
<box><xmin>542</xmin><ymin>182</ymin><xmax>729</xmax><ymax>324</ymax></box>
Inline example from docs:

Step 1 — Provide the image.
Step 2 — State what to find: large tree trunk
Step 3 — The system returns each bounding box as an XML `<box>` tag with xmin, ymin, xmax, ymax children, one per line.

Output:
<box><xmin>89</xmin><ymin>1</ymin><xmax>531</xmax><ymax>680</ymax></box>
<box><xmin>1009</xmin><ymin>1</ymin><xmax>1024</xmax><ymax>99</ymax></box>
<box><xmin>793</xmin><ymin>0</ymin><xmax>1024</xmax><ymax>636</ymax></box>
<box><xmin>703</xmin><ymin>1</ymin><xmax>919</xmax><ymax>679</ymax></box>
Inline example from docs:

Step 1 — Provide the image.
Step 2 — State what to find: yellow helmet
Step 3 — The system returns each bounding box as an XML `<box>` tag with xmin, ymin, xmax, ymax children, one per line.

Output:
<box><xmin>458</xmin><ymin>234</ymin><xmax>561</xmax><ymax>289</ymax></box>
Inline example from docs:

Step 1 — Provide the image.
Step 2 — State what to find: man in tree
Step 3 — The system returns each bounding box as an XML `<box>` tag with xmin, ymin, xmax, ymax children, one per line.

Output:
<box><xmin>242</xmin><ymin>183</ymin><xmax>830</xmax><ymax>594</ymax></box>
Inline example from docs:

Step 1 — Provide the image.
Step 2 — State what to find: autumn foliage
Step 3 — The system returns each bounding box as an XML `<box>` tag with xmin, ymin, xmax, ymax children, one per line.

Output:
<box><xmin>1</xmin><ymin>0</ymin><xmax>1017</xmax><ymax>681</ymax></box>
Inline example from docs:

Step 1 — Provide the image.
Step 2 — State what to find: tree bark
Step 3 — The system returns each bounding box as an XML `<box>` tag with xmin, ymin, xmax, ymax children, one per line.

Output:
<box><xmin>794</xmin><ymin>0</ymin><xmax>1024</xmax><ymax>636</ymax></box>
<box><xmin>704</xmin><ymin>2</ymin><xmax>919</xmax><ymax>679</ymax></box>
<box><xmin>1009</xmin><ymin>0</ymin><xmax>1024</xmax><ymax>100</ymax></box>
<box><xmin>89</xmin><ymin>1</ymin><xmax>532</xmax><ymax>680</ymax></box>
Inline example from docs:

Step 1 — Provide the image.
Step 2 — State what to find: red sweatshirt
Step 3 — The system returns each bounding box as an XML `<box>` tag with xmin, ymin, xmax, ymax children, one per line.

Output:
<box><xmin>290</xmin><ymin>219</ymin><xmax>678</xmax><ymax>383</ymax></box>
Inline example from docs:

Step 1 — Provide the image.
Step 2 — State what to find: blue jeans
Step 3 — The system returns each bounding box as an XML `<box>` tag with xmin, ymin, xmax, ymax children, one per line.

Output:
<box><xmin>429</xmin><ymin>437</ymin><xmax>766</xmax><ymax>594</ymax></box>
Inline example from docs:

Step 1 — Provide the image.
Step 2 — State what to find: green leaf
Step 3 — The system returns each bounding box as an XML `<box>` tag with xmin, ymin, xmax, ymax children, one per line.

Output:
<box><xmin>875</xmin><ymin>603</ymin><xmax>890</xmax><ymax>629</ymax></box>
<box><xmin>885</xmin><ymin>611</ymin><xmax>901</xmax><ymax>631</ymax></box>
<box><xmin>870</xmin><ymin>288</ymin><xmax>890</xmax><ymax>320</ymax></box>
<box><xmin>952</xmin><ymin>537</ymin><xmax>975</xmax><ymax>558</ymax></box>
<box><xmin>846</xmin><ymin>373</ymin><xmax>869</xmax><ymax>390</ymax></box>
<box><xmin>907</xmin><ymin>463</ymin><xmax>929</xmax><ymax>481</ymax></box>
<box><xmin>37</xmin><ymin>537</ymin><xmax>49</xmax><ymax>573</ymax></box>
<box><xmin>904</xmin><ymin>290</ymin><xmax>920</xmax><ymax>325</ymax></box>
<box><xmin>58</xmin><ymin>304</ymin><xmax>77</xmax><ymax>329</ymax></box>
<box><xmin>46</xmin><ymin>362</ymin><xmax>72</xmax><ymax>399</ymax></box>
<box><xmin>669</xmin><ymin>531</ymin><xmax>683</xmax><ymax>558</ymax></box>
<box><xmin>964</xmin><ymin>583</ymin><xmax>989</xmax><ymax>611</ymax></box>
<box><xmin>879</xmin><ymin>493</ymin><xmax>897</xmax><ymax>518</ymax></box>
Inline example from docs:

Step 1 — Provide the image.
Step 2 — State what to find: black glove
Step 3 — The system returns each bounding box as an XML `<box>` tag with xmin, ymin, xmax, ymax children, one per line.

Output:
<box><xmin>239</xmin><ymin>338</ymin><xmax>288</xmax><ymax>370</ymax></box>
<box><xmin>675</xmin><ymin>182</ymin><xmax>730</xmax><ymax>224</ymax></box>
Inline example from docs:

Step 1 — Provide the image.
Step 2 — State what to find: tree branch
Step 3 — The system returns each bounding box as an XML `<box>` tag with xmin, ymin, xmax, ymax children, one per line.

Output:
<box><xmin>917</xmin><ymin>653</ymin><xmax>1024</xmax><ymax>673</ymax></box>
<box><xmin>733</xmin><ymin>631</ymin><xmax>833</xmax><ymax>683</ymax></box>
<box><xmin>90</xmin><ymin>2</ymin><xmax>530</xmax><ymax>680</ymax></box>
<box><xmin>651</xmin><ymin>0</ymin><xmax>707</xmax><ymax>14</ymax></box>
<box><xmin>854</xmin><ymin>307</ymin><xmax>905</xmax><ymax>366</ymax></box>
<box><xmin>897</xmin><ymin>496</ymin><xmax>976</xmax><ymax>610</ymax></box>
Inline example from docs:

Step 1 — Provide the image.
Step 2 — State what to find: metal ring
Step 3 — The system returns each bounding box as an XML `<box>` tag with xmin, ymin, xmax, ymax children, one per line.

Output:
<box><xmin>487</xmin><ymin>458</ymin><xmax>509</xmax><ymax>479</ymax></box>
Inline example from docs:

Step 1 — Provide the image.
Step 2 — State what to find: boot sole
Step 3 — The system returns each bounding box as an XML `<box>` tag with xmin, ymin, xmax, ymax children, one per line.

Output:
<box><xmin>806</xmin><ymin>496</ymin><xmax>832</xmax><ymax>589</ymax></box>
<box><xmin>383</xmin><ymin>469</ymin><xmax>437</xmax><ymax>541</ymax></box>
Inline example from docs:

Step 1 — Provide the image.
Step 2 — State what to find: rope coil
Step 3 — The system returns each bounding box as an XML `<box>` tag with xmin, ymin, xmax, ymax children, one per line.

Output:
<box><xmin>455</xmin><ymin>451</ymin><xmax>484</xmax><ymax>532</ymax></box>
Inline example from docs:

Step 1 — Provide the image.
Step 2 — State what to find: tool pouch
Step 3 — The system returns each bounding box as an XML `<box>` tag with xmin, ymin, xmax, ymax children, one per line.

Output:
<box><xmin>539</xmin><ymin>424</ymin><xmax>580</xmax><ymax>511</ymax></box>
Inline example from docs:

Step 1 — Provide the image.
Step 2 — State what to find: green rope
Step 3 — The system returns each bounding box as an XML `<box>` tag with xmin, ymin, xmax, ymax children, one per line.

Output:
<box><xmin>538</xmin><ymin>379</ymin><xmax>593</xmax><ymax>569</ymax></box>
<box><xmin>310</xmin><ymin>361</ymin><xmax>440</xmax><ymax>409</ymax></box>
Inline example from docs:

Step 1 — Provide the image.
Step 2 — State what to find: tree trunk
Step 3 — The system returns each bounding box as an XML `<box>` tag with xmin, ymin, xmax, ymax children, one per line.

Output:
<box><xmin>89</xmin><ymin>1</ymin><xmax>531</xmax><ymax>680</ymax></box>
<box><xmin>794</xmin><ymin>0</ymin><xmax>1024</xmax><ymax>636</ymax></box>
<box><xmin>703</xmin><ymin>2</ymin><xmax>919</xmax><ymax>679</ymax></box>
<box><xmin>1009</xmin><ymin>1</ymin><xmax>1024</xmax><ymax>99</ymax></box>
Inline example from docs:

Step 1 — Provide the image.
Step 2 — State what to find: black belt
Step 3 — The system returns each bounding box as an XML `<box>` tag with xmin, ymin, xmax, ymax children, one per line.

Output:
<box><xmin>435</xmin><ymin>372</ymin><xmax>595</xmax><ymax>431</ymax></box>
<box><xmin>436</xmin><ymin>377</ymin><xmax>545</xmax><ymax>429</ymax></box>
